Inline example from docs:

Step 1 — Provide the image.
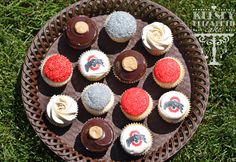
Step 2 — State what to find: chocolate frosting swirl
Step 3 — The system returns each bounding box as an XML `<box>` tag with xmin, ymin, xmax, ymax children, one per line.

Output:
<box><xmin>65</xmin><ymin>15</ymin><xmax>98</xmax><ymax>49</ymax></box>
<box><xmin>80</xmin><ymin>118</ymin><xmax>114</xmax><ymax>152</ymax></box>
<box><xmin>113</xmin><ymin>50</ymin><xmax>147</xmax><ymax>83</ymax></box>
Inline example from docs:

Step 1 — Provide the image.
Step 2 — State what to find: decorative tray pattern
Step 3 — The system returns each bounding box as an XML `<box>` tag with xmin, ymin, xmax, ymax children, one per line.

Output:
<box><xmin>21</xmin><ymin>0</ymin><xmax>209</xmax><ymax>161</ymax></box>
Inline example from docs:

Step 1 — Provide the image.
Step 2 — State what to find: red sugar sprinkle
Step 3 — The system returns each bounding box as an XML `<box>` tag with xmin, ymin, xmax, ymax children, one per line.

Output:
<box><xmin>43</xmin><ymin>54</ymin><xmax>72</xmax><ymax>82</ymax></box>
<box><xmin>121</xmin><ymin>88</ymin><xmax>149</xmax><ymax>116</ymax></box>
<box><xmin>153</xmin><ymin>58</ymin><xmax>180</xmax><ymax>83</ymax></box>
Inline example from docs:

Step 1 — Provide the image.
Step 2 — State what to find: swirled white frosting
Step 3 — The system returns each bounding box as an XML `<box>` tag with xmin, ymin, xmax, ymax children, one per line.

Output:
<box><xmin>46</xmin><ymin>95</ymin><xmax>78</xmax><ymax>125</ymax></box>
<box><xmin>142</xmin><ymin>22</ymin><xmax>173</xmax><ymax>53</ymax></box>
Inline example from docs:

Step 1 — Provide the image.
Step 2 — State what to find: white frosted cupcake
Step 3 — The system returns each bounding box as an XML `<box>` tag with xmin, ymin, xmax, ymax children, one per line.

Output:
<box><xmin>158</xmin><ymin>91</ymin><xmax>190</xmax><ymax>123</ymax></box>
<box><xmin>105</xmin><ymin>11</ymin><xmax>137</xmax><ymax>43</ymax></box>
<box><xmin>81</xmin><ymin>83</ymin><xmax>115</xmax><ymax>116</ymax></box>
<box><xmin>142</xmin><ymin>22</ymin><xmax>173</xmax><ymax>55</ymax></box>
<box><xmin>78</xmin><ymin>50</ymin><xmax>111</xmax><ymax>81</ymax></box>
<box><xmin>46</xmin><ymin>95</ymin><xmax>78</xmax><ymax>127</ymax></box>
<box><xmin>120</xmin><ymin>123</ymin><xmax>153</xmax><ymax>156</ymax></box>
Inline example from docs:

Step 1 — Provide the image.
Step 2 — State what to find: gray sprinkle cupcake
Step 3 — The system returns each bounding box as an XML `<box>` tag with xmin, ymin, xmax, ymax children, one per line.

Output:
<box><xmin>81</xmin><ymin>83</ymin><xmax>115</xmax><ymax>115</ymax></box>
<box><xmin>105</xmin><ymin>11</ymin><xmax>137</xmax><ymax>43</ymax></box>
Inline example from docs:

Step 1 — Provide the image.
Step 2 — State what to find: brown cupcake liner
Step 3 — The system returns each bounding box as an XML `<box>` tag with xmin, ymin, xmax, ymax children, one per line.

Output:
<box><xmin>84</xmin><ymin>117</ymin><xmax>111</xmax><ymax>125</ymax></box>
<box><xmin>119</xmin><ymin>88</ymin><xmax>153</xmax><ymax>121</ymax></box>
<box><xmin>153</xmin><ymin>57</ymin><xmax>185</xmax><ymax>89</ymax></box>
<box><xmin>120</xmin><ymin>123</ymin><xmax>153</xmax><ymax>156</ymax></box>
<box><xmin>78</xmin><ymin>49</ymin><xmax>111</xmax><ymax>81</ymax></box>
<box><xmin>81</xmin><ymin>83</ymin><xmax>115</xmax><ymax>116</ymax></box>
<box><xmin>157</xmin><ymin>91</ymin><xmax>191</xmax><ymax>124</ymax></box>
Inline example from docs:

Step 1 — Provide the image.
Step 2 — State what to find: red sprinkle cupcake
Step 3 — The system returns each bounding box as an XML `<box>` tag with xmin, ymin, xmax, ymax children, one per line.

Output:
<box><xmin>120</xmin><ymin>87</ymin><xmax>153</xmax><ymax>121</ymax></box>
<box><xmin>153</xmin><ymin>57</ymin><xmax>184</xmax><ymax>88</ymax></box>
<box><xmin>40</xmin><ymin>54</ymin><xmax>73</xmax><ymax>87</ymax></box>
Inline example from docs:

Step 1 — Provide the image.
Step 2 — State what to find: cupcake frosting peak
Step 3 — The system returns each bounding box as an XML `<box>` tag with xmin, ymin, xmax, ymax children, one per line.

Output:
<box><xmin>142</xmin><ymin>22</ymin><xmax>173</xmax><ymax>52</ymax></box>
<box><xmin>47</xmin><ymin>95</ymin><xmax>78</xmax><ymax>125</ymax></box>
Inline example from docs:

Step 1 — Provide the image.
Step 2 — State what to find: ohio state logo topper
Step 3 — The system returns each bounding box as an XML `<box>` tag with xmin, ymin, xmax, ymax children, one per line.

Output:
<box><xmin>164</xmin><ymin>96</ymin><xmax>184</xmax><ymax>113</ymax></box>
<box><xmin>84</xmin><ymin>55</ymin><xmax>104</xmax><ymax>72</ymax></box>
<box><xmin>126</xmin><ymin>130</ymin><xmax>147</xmax><ymax>147</ymax></box>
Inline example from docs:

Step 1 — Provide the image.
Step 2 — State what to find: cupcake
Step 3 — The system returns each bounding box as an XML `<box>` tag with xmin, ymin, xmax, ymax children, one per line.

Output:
<box><xmin>78</xmin><ymin>50</ymin><xmax>111</xmax><ymax>81</ymax></box>
<box><xmin>105</xmin><ymin>11</ymin><xmax>137</xmax><ymax>43</ymax></box>
<box><xmin>153</xmin><ymin>57</ymin><xmax>184</xmax><ymax>88</ymax></box>
<box><xmin>80</xmin><ymin>118</ymin><xmax>114</xmax><ymax>152</ymax></box>
<box><xmin>120</xmin><ymin>87</ymin><xmax>153</xmax><ymax>121</ymax></box>
<box><xmin>81</xmin><ymin>83</ymin><xmax>115</xmax><ymax>116</ymax></box>
<box><xmin>46</xmin><ymin>95</ymin><xmax>78</xmax><ymax>127</ymax></box>
<box><xmin>142</xmin><ymin>22</ymin><xmax>173</xmax><ymax>55</ymax></box>
<box><xmin>113</xmin><ymin>50</ymin><xmax>147</xmax><ymax>84</ymax></box>
<box><xmin>158</xmin><ymin>91</ymin><xmax>190</xmax><ymax>123</ymax></box>
<box><xmin>65</xmin><ymin>15</ymin><xmax>98</xmax><ymax>49</ymax></box>
<box><xmin>120</xmin><ymin>123</ymin><xmax>152</xmax><ymax>156</ymax></box>
<box><xmin>40</xmin><ymin>54</ymin><xmax>73</xmax><ymax>87</ymax></box>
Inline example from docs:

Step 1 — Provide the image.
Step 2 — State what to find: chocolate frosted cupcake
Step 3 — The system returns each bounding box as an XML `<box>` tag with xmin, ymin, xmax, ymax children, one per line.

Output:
<box><xmin>113</xmin><ymin>50</ymin><xmax>147</xmax><ymax>84</ymax></box>
<box><xmin>81</xmin><ymin>83</ymin><xmax>115</xmax><ymax>116</ymax></box>
<box><xmin>80</xmin><ymin>118</ymin><xmax>114</xmax><ymax>152</ymax></box>
<box><xmin>65</xmin><ymin>15</ymin><xmax>98</xmax><ymax>49</ymax></box>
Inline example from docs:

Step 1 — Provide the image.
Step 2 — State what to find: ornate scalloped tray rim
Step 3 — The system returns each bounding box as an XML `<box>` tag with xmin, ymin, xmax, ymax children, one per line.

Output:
<box><xmin>21</xmin><ymin>0</ymin><xmax>210</xmax><ymax>161</ymax></box>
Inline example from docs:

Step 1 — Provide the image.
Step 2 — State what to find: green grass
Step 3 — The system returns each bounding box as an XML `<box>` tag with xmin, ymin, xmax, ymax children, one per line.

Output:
<box><xmin>0</xmin><ymin>0</ymin><xmax>235</xmax><ymax>161</ymax></box>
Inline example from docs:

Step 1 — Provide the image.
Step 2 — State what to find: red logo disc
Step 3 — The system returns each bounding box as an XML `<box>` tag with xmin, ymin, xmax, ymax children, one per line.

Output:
<box><xmin>87</xmin><ymin>55</ymin><xmax>100</xmax><ymax>71</ymax></box>
<box><xmin>129</xmin><ymin>130</ymin><xmax>142</xmax><ymax>146</ymax></box>
<box><xmin>168</xmin><ymin>96</ymin><xmax>180</xmax><ymax>113</ymax></box>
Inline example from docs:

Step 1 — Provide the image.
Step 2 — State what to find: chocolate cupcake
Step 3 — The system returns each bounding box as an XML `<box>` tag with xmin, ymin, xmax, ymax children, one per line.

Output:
<box><xmin>113</xmin><ymin>50</ymin><xmax>147</xmax><ymax>84</ymax></box>
<box><xmin>65</xmin><ymin>15</ymin><xmax>98</xmax><ymax>49</ymax></box>
<box><xmin>80</xmin><ymin>118</ymin><xmax>114</xmax><ymax>152</ymax></box>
